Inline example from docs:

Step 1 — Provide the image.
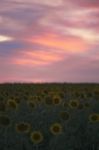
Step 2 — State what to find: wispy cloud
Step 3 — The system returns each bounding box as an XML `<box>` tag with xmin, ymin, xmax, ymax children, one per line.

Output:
<box><xmin>12</xmin><ymin>50</ymin><xmax>63</xmax><ymax>66</ymax></box>
<box><xmin>28</xmin><ymin>33</ymin><xmax>88</xmax><ymax>53</ymax></box>
<box><xmin>0</xmin><ymin>0</ymin><xmax>99</xmax><ymax>82</ymax></box>
<box><xmin>0</xmin><ymin>35</ymin><xmax>14</xmax><ymax>42</ymax></box>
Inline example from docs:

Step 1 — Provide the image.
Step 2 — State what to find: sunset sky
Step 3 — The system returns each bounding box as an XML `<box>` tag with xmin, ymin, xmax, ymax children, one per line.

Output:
<box><xmin>0</xmin><ymin>0</ymin><xmax>99</xmax><ymax>83</ymax></box>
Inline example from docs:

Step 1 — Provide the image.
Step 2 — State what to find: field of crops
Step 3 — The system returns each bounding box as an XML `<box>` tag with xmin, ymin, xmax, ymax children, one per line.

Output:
<box><xmin>0</xmin><ymin>83</ymin><xmax>99</xmax><ymax>150</ymax></box>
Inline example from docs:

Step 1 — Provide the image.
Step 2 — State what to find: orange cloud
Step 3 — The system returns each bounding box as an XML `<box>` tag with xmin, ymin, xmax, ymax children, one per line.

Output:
<box><xmin>13</xmin><ymin>50</ymin><xmax>62</xmax><ymax>66</ymax></box>
<box><xmin>29</xmin><ymin>33</ymin><xmax>88</xmax><ymax>53</ymax></box>
<box><xmin>25</xmin><ymin>50</ymin><xmax>61</xmax><ymax>61</ymax></box>
<box><xmin>14</xmin><ymin>58</ymin><xmax>46</xmax><ymax>66</ymax></box>
<box><xmin>14</xmin><ymin>33</ymin><xmax>89</xmax><ymax>67</ymax></box>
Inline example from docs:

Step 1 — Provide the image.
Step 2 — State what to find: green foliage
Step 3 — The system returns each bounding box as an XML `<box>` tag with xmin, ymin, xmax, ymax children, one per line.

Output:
<box><xmin>59</xmin><ymin>111</ymin><xmax>70</xmax><ymax>121</ymax></box>
<box><xmin>27</xmin><ymin>100</ymin><xmax>37</xmax><ymax>110</ymax></box>
<box><xmin>0</xmin><ymin>83</ymin><xmax>99</xmax><ymax>149</ymax></box>
<box><xmin>0</xmin><ymin>115</ymin><xmax>11</xmax><ymax>127</ymax></box>
<box><xmin>0</xmin><ymin>101</ymin><xmax>6</xmax><ymax>112</ymax></box>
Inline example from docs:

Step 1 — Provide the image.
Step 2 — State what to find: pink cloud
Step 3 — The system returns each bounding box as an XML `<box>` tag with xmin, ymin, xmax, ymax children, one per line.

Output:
<box><xmin>0</xmin><ymin>0</ymin><xmax>99</xmax><ymax>82</ymax></box>
<box><xmin>28</xmin><ymin>33</ymin><xmax>89</xmax><ymax>53</ymax></box>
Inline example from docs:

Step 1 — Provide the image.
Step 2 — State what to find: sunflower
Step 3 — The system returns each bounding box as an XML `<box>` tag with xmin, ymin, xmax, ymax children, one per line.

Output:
<box><xmin>30</xmin><ymin>131</ymin><xmax>44</xmax><ymax>144</ymax></box>
<box><xmin>15</xmin><ymin>122</ymin><xmax>31</xmax><ymax>134</ymax></box>
<box><xmin>7</xmin><ymin>99</ymin><xmax>18</xmax><ymax>110</ymax></box>
<box><xmin>52</xmin><ymin>96</ymin><xmax>61</xmax><ymax>105</ymax></box>
<box><xmin>50</xmin><ymin>123</ymin><xmax>63</xmax><ymax>135</ymax></box>
<box><xmin>69</xmin><ymin>100</ymin><xmax>79</xmax><ymax>109</ymax></box>
<box><xmin>89</xmin><ymin>113</ymin><xmax>99</xmax><ymax>123</ymax></box>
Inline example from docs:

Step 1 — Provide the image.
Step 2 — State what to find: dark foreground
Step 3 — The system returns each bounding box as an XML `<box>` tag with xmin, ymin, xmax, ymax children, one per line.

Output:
<box><xmin>0</xmin><ymin>83</ymin><xmax>99</xmax><ymax>150</ymax></box>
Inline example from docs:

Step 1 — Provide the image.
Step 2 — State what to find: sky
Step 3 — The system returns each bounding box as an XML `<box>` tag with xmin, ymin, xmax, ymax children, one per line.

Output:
<box><xmin>0</xmin><ymin>0</ymin><xmax>99</xmax><ymax>83</ymax></box>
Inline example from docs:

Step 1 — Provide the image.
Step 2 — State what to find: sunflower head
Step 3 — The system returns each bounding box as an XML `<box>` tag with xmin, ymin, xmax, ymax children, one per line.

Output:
<box><xmin>30</xmin><ymin>131</ymin><xmax>44</xmax><ymax>144</ymax></box>
<box><xmin>89</xmin><ymin>113</ymin><xmax>99</xmax><ymax>123</ymax></box>
<box><xmin>15</xmin><ymin>122</ymin><xmax>31</xmax><ymax>134</ymax></box>
<box><xmin>7</xmin><ymin>99</ymin><xmax>18</xmax><ymax>110</ymax></box>
<box><xmin>52</xmin><ymin>96</ymin><xmax>61</xmax><ymax>105</ymax></box>
<box><xmin>69</xmin><ymin>100</ymin><xmax>79</xmax><ymax>109</ymax></box>
<box><xmin>50</xmin><ymin>123</ymin><xmax>63</xmax><ymax>135</ymax></box>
